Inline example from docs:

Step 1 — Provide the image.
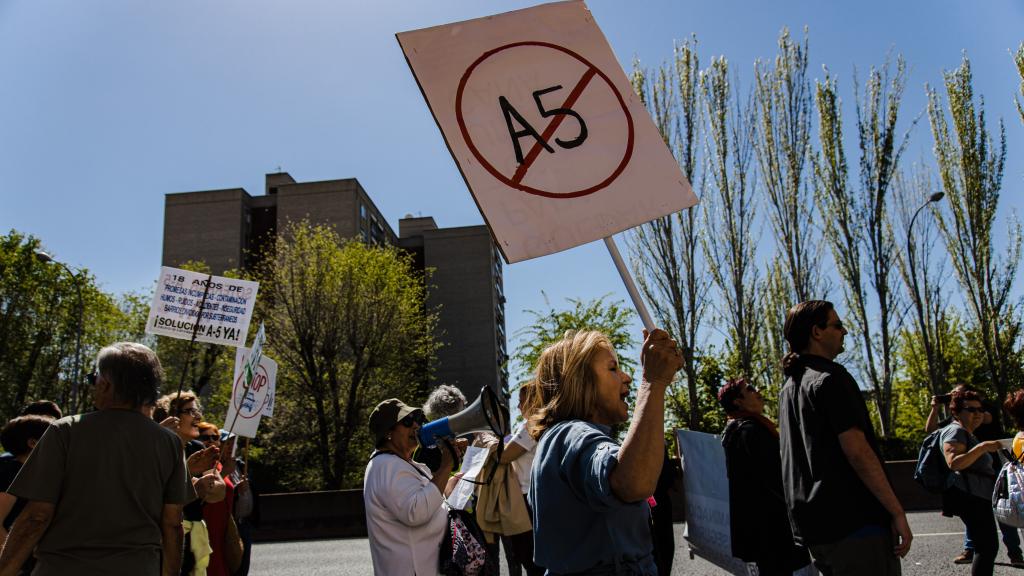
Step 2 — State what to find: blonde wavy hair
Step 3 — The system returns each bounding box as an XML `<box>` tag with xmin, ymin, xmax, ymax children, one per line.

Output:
<box><xmin>526</xmin><ymin>330</ymin><xmax>613</xmax><ymax>440</ymax></box>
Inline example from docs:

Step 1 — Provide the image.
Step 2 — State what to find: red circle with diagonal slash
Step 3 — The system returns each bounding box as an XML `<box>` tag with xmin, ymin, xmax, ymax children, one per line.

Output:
<box><xmin>232</xmin><ymin>363</ymin><xmax>270</xmax><ymax>419</ymax></box>
<box><xmin>455</xmin><ymin>41</ymin><xmax>634</xmax><ymax>199</ymax></box>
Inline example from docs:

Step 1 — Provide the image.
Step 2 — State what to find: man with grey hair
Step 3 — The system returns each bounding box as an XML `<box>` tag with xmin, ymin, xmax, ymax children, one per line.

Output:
<box><xmin>0</xmin><ymin>342</ymin><xmax>190</xmax><ymax>576</ymax></box>
<box><xmin>424</xmin><ymin>384</ymin><xmax>468</xmax><ymax>421</ymax></box>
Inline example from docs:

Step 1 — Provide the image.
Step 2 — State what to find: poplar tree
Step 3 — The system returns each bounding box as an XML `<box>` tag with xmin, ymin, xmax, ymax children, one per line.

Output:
<box><xmin>1016</xmin><ymin>43</ymin><xmax>1024</xmax><ymax>125</ymax></box>
<box><xmin>700</xmin><ymin>56</ymin><xmax>762</xmax><ymax>386</ymax></box>
<box><xmin>752</xmin><ymin>29</ymin><xmax>828</xmax><ymax>305</ymax></box>
<box><xmin>628</xmin><ymin>38</ymin><xmax>711</xmax><ymax>431</ymax></box>
<box><xmin>893</xmin><ymin>165</ymin><xmax>950</xmax><ymax>396</ymax></box>
<box><xmin>814</xmin><ymin>58</ymin><xmax>914</xmax><ymax>436</ymax></box>
<box><xmin>927</xmin><ymin>55</ymin><xmax>1022</xmax><ymax>401</ymax></box>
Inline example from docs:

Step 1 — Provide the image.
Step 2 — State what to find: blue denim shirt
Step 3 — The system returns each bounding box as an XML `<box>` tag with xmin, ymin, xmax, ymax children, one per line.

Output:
<box><xmin>529</xmin><ymin>420</ymin><xmax>656</xmax><ymax>575</ymax></box>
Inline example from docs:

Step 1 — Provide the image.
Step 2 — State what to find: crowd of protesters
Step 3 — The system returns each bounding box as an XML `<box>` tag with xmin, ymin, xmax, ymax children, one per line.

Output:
<box><xmin>362</xmin><ymin>300</ymin><xmax>1024</xmax><ymax>576</ymax></box>
<box><xmin>6</xmin><ymin>299</ymin><xmax>1024</xmax><ymax>576</ymax></box>
<box><xmin>0</xmin><ymin>342</ymin><xmax>256</xmax><ymax>576</ymax></box>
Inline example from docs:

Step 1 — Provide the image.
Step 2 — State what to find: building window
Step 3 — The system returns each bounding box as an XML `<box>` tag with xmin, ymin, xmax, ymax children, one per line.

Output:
<box><xmin>360</xmin><ymin>203</ymin><xmax>367</xmax><ymax>220</ymax></box>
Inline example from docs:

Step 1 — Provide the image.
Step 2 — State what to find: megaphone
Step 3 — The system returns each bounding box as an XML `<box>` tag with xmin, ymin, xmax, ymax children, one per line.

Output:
<box><xmin>418</xmin><ymin>386</ymin><xmax>509</xmax><ymax>449</ymax></box>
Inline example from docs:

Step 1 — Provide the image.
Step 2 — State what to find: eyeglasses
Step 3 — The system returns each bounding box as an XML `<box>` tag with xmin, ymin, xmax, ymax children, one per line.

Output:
<box><xmin>826</xmin><ymin>321</ymin><xmax>845</xmax><ymax>330</ymax></box>
<box><xmin>959</xmin><ymin>406</ymin><xmax>984</xmax><ymax>414</ymax></box>
<box><xmin>198</xmin><ymin>434</ymin><xmax>219</xmax><ymax>442</ymax></box>
<box><xmin>398</xmin><ymin>413</ymin><xmax>426</xmax><ymax>428</ymax></box>
<box><xmin>177</xmin><ymin>407</ymin><xmax>203</xmax><ymax>419</ymax></box>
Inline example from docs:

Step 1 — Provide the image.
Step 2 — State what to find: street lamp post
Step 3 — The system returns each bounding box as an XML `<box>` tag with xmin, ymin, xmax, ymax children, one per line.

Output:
<box><xmin>35</xmin><ymin>251</ymin><xmax>85</xmax><ymax>414</ymax></box>
<box><xmin>906</xmin><ymin>191</ymin><xmax>945</xmax><ymax>394</ymax></box>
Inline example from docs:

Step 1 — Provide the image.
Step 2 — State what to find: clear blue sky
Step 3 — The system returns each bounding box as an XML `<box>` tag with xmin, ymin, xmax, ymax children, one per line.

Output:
<box><xmin>1</xmin><ymin>0</ymin><xmax>1022</xmax><ymax>375</ymax></box>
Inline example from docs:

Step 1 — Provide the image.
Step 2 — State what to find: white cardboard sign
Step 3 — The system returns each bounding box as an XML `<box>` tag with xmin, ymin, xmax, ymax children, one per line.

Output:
<box><xmin>397</xmin><ymin>0</ymin><xmax>697</xmax><ymax>263</ymax></box>
<box><xmin>676</xmin><ymin>429</ymin><xmax>817</xmax><ymax>576</ymax></box>
<box><xmin>226</xmin><ymin>342</ymin><xmax>277</xmax><ymax>438</ymax></box>
<box><xmin>145</xmin><ymin>267</ymin><xmax>259</xmax><ymax>347</ymax></box>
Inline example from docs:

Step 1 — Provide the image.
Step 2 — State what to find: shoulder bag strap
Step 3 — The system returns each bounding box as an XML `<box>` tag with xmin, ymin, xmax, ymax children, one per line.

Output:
<box><xmin>370</xmin><ymin>450</ymin><xmax>433</xmax><ymax>482</ymax></box>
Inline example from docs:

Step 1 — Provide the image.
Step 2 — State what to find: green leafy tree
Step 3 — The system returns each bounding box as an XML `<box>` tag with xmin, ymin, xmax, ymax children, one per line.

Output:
<box><xmin>252</xmin><ymin>222</ymin><xmax>439</xmax><ymax>490</ymax></box>
<box><xmin>927</xmin><ymin>55</ymin><xmax>1022</xmax><ymax>401</ymax></box>
<box><xmin>511</xmin><ymin>294</ymin><xmax>636</xmax><ymax>387</ymax></box>
<box><xmin>0</xmin><ymin>230</ymin><xmax>139</xmax><ymax>419</ymax></box>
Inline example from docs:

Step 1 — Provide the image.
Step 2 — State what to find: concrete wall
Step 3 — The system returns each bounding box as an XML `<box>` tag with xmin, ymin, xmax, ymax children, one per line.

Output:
<box><xmin>251</xmin><ymin>459</ymin><xmax>938</xmax><ymax>543</ymax></box>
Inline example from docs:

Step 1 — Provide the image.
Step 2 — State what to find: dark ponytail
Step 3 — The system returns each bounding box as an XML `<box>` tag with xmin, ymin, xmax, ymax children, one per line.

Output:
<box><xmin>781</xmin><ymin>352</ymin><xmax>803</xmax><ymax>377</ymax></box>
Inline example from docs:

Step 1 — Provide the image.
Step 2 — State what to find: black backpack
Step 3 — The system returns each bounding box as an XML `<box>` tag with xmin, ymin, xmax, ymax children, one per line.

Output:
<box><xmin>914</xmin><ymin>427</ymin><xmax>953</xmax><ymax>493</ymax></box>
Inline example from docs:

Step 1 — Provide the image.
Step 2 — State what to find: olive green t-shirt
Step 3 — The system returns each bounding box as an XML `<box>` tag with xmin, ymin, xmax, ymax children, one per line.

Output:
<box><xmin>9</xmin><ymin>409</ymin><xmax>189</xmax><ymax>576</ymax></box>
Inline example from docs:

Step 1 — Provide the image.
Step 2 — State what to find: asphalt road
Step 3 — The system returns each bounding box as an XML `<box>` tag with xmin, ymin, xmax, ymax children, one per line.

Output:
<box><xmin>250</xmin><ymin>511</ymin><xmax>1024</xmax><ymax>575</ymax></box>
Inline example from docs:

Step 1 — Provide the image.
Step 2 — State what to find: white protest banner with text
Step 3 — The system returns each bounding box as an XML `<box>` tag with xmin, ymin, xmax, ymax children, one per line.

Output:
<box><xmin>397</xmin><ymin>0</ymin><xmax>697</xmax><ymax>263</ymax></box>
<box><xmin>145</xmin><ymin>267</ymin><xmax>259</xmax><ymax>347</ymax></box>
<box><xmin>226</xmin><ymin>342</ymin><xmax>277</xmax><ymax>438</ymax></box>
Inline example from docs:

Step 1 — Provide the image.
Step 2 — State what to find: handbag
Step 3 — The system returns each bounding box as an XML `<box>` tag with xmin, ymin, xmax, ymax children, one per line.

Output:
<box><xmin>224</xmin><ymin>515</ymin><xmax>245</xmax><ymax>574</ymax></box>
<box><xmin>439</xmin><ymin>508</ymin><xmax>488</xmax><ymax>576</ymax></box>
<box><xmin>994</xmin><ymin>447</ymin><xmax>1024</xmax><ymax>527</ymax></box>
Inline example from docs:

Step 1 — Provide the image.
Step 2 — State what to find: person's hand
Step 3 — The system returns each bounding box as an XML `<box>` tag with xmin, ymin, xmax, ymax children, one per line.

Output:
<box><xmin>194</xmin><ymin>471</ymin><xmax>220</xmax><ymax>499</ymax></box>
<box><xmin>980</xmin><ymin>440</ymin><xmax>1003</xmax><ymax>453</ymax></box>
<box><xmin>188</xmin><ymin>446</ymin><xmax>220</xmax><ymax>475</ymax></box>
<box><xmin>444</xmin><ymin>473</ymin><xmax>464</xmax><ymax>497</ymax></box>
<box><xmin>452</xmin><ymin>438</ymin><xmax>468</xmax><ymax>459</ymax></box>
<box><xmin>891</xmin><ymin>512</ymin><xmax>912</xmax><ymax>557</ymax></box>
<box><xmin>640</xmin><ymin>328</ymin><xmax>683</xmax><ymax>388</ymax></box>
<box><xmin>221</xmin><ymin>456</ymin><xmax>237</xmax><ymax>477</ymax></box>
<box><xmin>160</xmin><ymin>416</ymin><xmax>179</xmax><ymax>431</ymax></box>
<box><xmin>930</xmin><ymin>396</ymin><xmax>940</xmax><ymax>408</ymax></box>
<box><xmin>220</xmin><ymin>436</ymin><xmax>237</xmax><ymax>464</ymax></box>
<box><xmin>234</xmin><ymin>478</ymin><xmax>249</xmax><ymax>495</ymax></box>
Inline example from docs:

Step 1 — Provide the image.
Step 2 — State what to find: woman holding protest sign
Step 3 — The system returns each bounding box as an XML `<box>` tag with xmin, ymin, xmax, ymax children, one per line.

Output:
<box><xmin>362</xmin><ymin>398</ymin><xmax>465</xmax><ymax>576</ymax></box>
<box><xmin>527</xmin><ymin>328</ymin><xmax>682</xmax><ymax>575</ymax></box>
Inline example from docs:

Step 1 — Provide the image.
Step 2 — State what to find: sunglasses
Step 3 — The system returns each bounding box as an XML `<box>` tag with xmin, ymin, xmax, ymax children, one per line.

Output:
<box><xmin>86</xmin><ymin>372</ymin><xmax>98</xmax><ymax>386</ymax></box>
<box><xmin>825</xmin><ymin>321</ymin><xmax>845</xmax><ymax>330</ymax></box>
<box><xmin>959</xmin><ymin>406</ymin><xmax>984</xmax><ymax>414</ymax></box>
<box><xmin>198</xmin><ymin>434</ymin><xmax>220</xmax><ymax>442</ymax></box>
<box><xmin>398</xmin><ymin>413</ymin><xmax>426</xmax><ymax>428</ymax></box>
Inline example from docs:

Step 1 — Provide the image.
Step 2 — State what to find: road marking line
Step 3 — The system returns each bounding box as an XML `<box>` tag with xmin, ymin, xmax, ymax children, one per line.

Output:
<box><xmin>915</xmin><ymin>531</ymin><xmax>965</xmax><ymax>537</ymax></box>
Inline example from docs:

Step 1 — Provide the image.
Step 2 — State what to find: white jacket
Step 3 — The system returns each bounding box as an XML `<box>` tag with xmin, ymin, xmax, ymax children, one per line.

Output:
<box><xmin>363</xmin><ymin>452</ymin><xmax>448</xmax><ymax>576</ymax></box>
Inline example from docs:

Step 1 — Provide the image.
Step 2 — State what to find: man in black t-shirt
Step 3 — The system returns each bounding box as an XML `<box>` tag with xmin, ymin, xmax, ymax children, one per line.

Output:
<box><xmin>778</xmin><ymin>301</ymin><xmax>911</xmax><ymax>575</ymax></box>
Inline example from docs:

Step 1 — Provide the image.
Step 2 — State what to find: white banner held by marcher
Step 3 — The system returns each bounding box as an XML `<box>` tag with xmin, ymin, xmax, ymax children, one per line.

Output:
<box><xmin>145</xmin><ymin>267</ymin><xmax>259</xmax><ymax>347</ymax></box>
<box><xmin>447</xmin><ymin>445</ymin><xmax>490</xmax><ymax>510</ymax></box>
<box><xmin>397</xmin><ymin>0</ymin><xmax>697</xmax><ymax>264</ymax></box>
<box><xmin>226</xmin><ymin>344</ymin><xmax>277</xmax><ymax>438</ymax></box>
<box><xmin>676</xmin><ymin>429</ymin><xmax>817</xmax><ymax>576</ymax></box>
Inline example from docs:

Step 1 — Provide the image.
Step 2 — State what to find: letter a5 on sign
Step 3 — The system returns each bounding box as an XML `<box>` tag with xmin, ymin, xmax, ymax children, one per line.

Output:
<box><xmin>397</xmin><ymin>0</ymin><xmax>697</xmax><ymax>263</ymax></box>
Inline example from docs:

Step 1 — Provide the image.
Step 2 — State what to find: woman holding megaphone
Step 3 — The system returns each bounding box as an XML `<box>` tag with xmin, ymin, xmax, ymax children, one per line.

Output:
<box><xmin>363</xmin><ymin>399</ymin><xmax>465</xmax><ymax>576</ymax></box>
<box><xmin>528</xmin><ymin>328</ymin><xmax>682</xmax><ymax>575</ymax></box>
